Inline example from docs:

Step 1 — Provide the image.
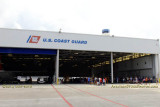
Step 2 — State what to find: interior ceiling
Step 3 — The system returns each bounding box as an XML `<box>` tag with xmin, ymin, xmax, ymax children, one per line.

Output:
<box><xmin>0</xmin><ymin>50</ymin><xmax>132</xmax><ymax>66</ymax></box>
<box><xmin>59</xmin><ymin>50</ymin><xmax>131</xmax><ymax>65</ymax></box>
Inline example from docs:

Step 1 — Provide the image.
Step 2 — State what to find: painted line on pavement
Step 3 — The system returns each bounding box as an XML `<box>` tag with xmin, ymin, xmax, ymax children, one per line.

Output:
<box><xmin>66</xmin><ymin>85</ymin><xmax>128</xmax><ymax>107</ymax></box>
<box><xmin>51</xmin><ymin>84</ymin><xmax>73</xmax><ymax>107</ymax></box>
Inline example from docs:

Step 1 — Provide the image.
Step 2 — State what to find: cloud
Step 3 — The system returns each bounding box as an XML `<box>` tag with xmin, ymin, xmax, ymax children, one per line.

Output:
<box><xmin>0</xmin><ymin>0</ymin><xmax>160</xmax><ymax>39</ymax></box>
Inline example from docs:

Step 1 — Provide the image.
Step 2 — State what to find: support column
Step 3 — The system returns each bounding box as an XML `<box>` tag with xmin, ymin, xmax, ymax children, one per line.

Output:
<box><xmin>156</xmin><ymin>54</ymin><xmax>160</xmax><ymax>82</ymax></box>
<box><xmin>158</xmin><ymin>54</ymin><xmax>160</xmax><ymax>83</ymax></box>
<box><xmin>56</xmin><ymin>49</ymin><xmax>59</xmax><ymax>85</ymax></box>
<box><xmin>111</xmin><ymin>52</ymin><xmax>114</xmax><ymax>83</ymax></box>
<box><xmin>153</xmin><ymin>54</ymin><xmax>159</xmax><ymax>83</ymax></box>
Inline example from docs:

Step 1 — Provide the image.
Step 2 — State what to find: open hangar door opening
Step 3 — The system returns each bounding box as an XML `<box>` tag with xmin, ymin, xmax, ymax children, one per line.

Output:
<box><xmin>59</xmin><ymin>50</ymin><xmax>111</xmax><ymax>83</ymax></box>
<box><xmin>0</xmin><ymin>48</ymin><xmax>56</xmax><ymax>84</ymax></box>
<box><xmin>59</xmin><ymin>50</ymin><xmax>156</xmax><ymax>84</ymax></box>
<box><xmin>92</xmin><ymin>53</ymin><xmax>156</xmax><ymax>83</ymax></box>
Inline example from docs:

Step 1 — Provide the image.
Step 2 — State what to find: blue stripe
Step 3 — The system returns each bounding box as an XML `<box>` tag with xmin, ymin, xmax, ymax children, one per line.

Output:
<box><xmin>0</xmin><ymin>48</ymin><xmax>57</xmax><ymax>55</ymax></box>
<box><xmin>26</xmin><ymin>35</ymin><xmax>31</xmax><ymax>43</ymax></box>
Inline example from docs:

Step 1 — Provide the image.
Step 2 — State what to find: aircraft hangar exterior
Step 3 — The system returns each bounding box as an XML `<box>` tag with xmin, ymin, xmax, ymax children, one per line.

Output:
<box><xmin>0</xmin><ymin>28</ymin><xmax>160</xmax><ymax>84</ymax></box>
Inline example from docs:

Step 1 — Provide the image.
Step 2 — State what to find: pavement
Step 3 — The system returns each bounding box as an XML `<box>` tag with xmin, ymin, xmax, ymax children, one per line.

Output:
<box><xmin>0</xmin><ymin>83</ymin><xmax>160</xmax><ymax>107</ymax></box>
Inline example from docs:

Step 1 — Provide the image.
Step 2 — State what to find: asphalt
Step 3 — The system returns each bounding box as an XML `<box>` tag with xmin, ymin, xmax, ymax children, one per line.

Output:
<box><xmin>0</xmin><ymin>84</ymin><xmax>160</xmax><ymax>107</ymax></box>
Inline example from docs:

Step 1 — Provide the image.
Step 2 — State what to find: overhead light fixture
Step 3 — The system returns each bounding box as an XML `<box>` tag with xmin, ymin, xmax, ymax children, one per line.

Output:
<box><xmin>34</xmin><ymin>55</ymin><xmax>39</xmax><ymax>57</ymax></box>
<box><xmin>100</xmin><ymin>53</ymin><xmax>105</xmax><ymax>55</ymax></box>
<box><xmin>69</xmin><ymin>56</ymin><xmax>73</xmax><ymax>58</ymax></box>
<box><xmin>74</xmin><ymin>53</ymin><xmax>79</xmax><ymax>55</ymax></box>
<box><xmin>64</xmin><ymin>59</ymin><xmax>71</xmax><ymax>60</ymax></box>
<box><xmin>8</xmin><ymin>54</ymin><xmax>13</xmax><ymax>57</ymax></box>
<box><xmin>92</xmin><ymin>57</ymin><xmax>96</xmax><ymax>59</ymax></box>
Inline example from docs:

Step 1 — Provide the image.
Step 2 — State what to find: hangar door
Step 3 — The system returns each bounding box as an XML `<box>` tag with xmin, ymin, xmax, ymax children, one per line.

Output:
<box><xmin>0</xmin><ymin>48</ymin><xmax>57</xmax><ymax>84</ymax></box>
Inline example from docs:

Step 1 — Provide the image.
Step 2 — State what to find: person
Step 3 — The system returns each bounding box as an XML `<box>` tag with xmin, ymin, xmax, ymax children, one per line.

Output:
<box><xmin>116</xmin><ymin>77</ymin><xmax>119</xmax><ymax>83</ymax></box>
<box><xmin>130</xmin><ymin>77</ymin><xmax>133</xmax><ymax>83</ymax></box>
<box><xmin>100</xmin><ymin>78</ymin><xmax>102</xmax><ymax>85</ymax></box>
<box><xmin>155</xmin><ymin>78</ymin><xmax>158</xmax><ymax>84</ymax></box>
<box><xmin>59</xmin><ymin>79</ymin><xmax>62</xmax><ymax>84</ymax></box>
<box><xmin>94</xmin><ymin>77</ymin><xmax>97</xmax><ymax>85</ymax></box>
<box><xmin>105</xmin><ymin>77</ymin><xmax>107</xmax><ymax>84</ymax></box>
<box><xmin>97</xmin><ymin>78</ymin><xmax>99</xmax><ymax>85</ymax></box>
<box><xmin>141</xmin><ymin>77</ymin><xmax>144</xmax><ymax>84</ymax></box>
<box><xmin>92</xmin><ymin>77</ymin><xmax>94</xmax><ymax>84</ymax></box>
<box><xmin>105</xmin><ymin>77</ymin><xmax>108</xmax><ymax>84</ymax></box>
<box><xmin>142</xmin><ymin>78</ymin><xmax>145</xmax><ymax>83</ymax></box>
<box><xmin>150</xmin><ymin>77</ymin><xmax>152</xmax><ymax>83</ymax></box>
<box><xmin>135</xmin><ymin>77</ymin><xmax>138</xmax><ymax>84</ymax></box>
<box><xmin>103</xmin><ymin>78</ymin><xmax>106</xmax><ymax>85</ymax></box>
<box><xmin>156</xmin><ymin>78</ymin><xmax>158</xmax><ymax>84</ymax></box>
<box><xmin>127</xmin><ymin>77</ymin><xmax>129</xmax><ymax>83</ymax></box>
<box><xmin>138</xmin><ymin>77</ymin><xmax>141</xmax><ymax>84</ymax></box>
<box><xmin>88</xmin><ymin>77</ymin><xmax>90</xmax><ymax>84</ymax></box>
<box><xmin>122</xmin><ymin>77</ymin><xmax>125</xmax><ymax>83</ymax></box>
<box><xmin>86</xmin><ymin>77</ymin><xmax>88</xmax><ymax>84</ymax></box>
<box><xmin>148</xmin><ymin>77</ymin><xmax>151</xmax><ymax>83</ymax></box>
<box><xmin>29</xmin><ymin>76</ymin><xmax>32</xmax><ymax>83</ymax></box>
<box><xmin>145</xmin><ymin>77</ymin><xmax>148</xmax><ymax>84</ymax></box>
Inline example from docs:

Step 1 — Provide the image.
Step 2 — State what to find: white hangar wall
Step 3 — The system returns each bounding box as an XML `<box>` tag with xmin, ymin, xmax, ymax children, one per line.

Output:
<box><xmin>0</xmin><ymin>28</ymin><xmax>160</xmax><ymax>54</ymax></box>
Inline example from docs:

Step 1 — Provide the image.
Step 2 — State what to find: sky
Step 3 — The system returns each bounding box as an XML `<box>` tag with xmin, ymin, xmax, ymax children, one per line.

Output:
<box><xmin>0</xmin><ymin>0</ymin><xmax>160</xmax><ymax>39</ymax></box>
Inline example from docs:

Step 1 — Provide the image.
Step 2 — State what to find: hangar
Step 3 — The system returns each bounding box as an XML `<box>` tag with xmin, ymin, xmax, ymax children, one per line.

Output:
<box><xmin>0</xmin><ymin>28</ymin><xmax>159</xmax><ymax>84</ymax></box>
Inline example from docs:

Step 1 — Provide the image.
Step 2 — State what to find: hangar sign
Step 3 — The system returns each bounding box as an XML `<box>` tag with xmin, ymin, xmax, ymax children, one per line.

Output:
<box><xmin>27</xmin><ymin>35</ymin><xmax>41</xmax><ymax>43</ymax></box>
<box><xmin>27</xmin><ymin>35</ymin><xmax>88</xmax><ymax>45</ymax></box>
<box><xmin>43</xmin><ymin>38</ymin><xmax>87</xmax><ymax>44</ymax></box>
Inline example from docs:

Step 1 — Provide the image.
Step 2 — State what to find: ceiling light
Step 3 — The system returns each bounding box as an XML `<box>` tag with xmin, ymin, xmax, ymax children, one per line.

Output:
<box><xmin>92</xmin><ymin>57</ymin><xmax>96</xmax><ymax>59</ymax></box>
<box><xmin>100</xmin><ymin>53</ymin><xmax>105</xmax><ymax>55</ymax></box>
<box><xmin>35</xmin><ymin>55</ymin><xmax>39</xmax><ymax>57</ymax></box>
<box><xmin>8</xmin><ymin>54</ymin><xmax>13</xmax><ymax>57</ymax></box>
<box><xmin>69</xmin><ymin>56</ymin><xmax>73</xmax><ymax>58</ymax></box>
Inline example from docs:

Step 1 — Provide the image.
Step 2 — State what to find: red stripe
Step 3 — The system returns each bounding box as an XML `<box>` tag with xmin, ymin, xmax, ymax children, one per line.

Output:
<box><xmin>51</xmin><ymin>84</ymin><xmax>73</xmax><ymax>107</ymax></box>
<box><xmin>66</xmin><ymin>85</ymin><xmax>128</xmax><ymax>107</ymax></box>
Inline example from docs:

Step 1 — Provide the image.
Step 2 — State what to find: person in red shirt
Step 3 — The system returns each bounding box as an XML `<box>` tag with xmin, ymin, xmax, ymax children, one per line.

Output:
<box><xmin>100</xmin><ymin>78</ymin><xmax>102</xmax><ymax>85</ymax></box>
<box><xmin>145</xmin><ymin>77</ymin><xmax>148</xmax><ymax>84</ymax></box>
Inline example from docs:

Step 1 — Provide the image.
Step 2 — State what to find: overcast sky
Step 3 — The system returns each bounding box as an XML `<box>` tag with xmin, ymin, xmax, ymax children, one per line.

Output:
<box><xmin>0</xmin><ymin>0</ymin><xmax>160</xmax><ymax>39</ymax></box>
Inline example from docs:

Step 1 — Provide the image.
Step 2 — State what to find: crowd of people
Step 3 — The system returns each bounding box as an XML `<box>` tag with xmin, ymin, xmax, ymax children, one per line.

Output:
<box><xmin>60</xmin><ymin>77</ymin><xmax>108</xmax><ymax>85</ymax></box>
<box><xmin>60</xmin><ymin>76</ymin><xmax>155</xmax><ymax>85</ymax></box>
<box><xmin>115</xmin><ymin>76</ymin><xmax>153</xmax><ymax>83</ymax></box>
<box><xmin>60</xmin><ymin>77</ymin><xmax>110</xmax><ymax>85</ymax></box>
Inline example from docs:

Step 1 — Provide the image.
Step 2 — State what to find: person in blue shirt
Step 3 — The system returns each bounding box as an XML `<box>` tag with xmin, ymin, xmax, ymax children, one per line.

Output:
<box><xmin>88</xmin><ymin>77</ymin><xmax>90</xmax><ymax>84</ymax></box>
